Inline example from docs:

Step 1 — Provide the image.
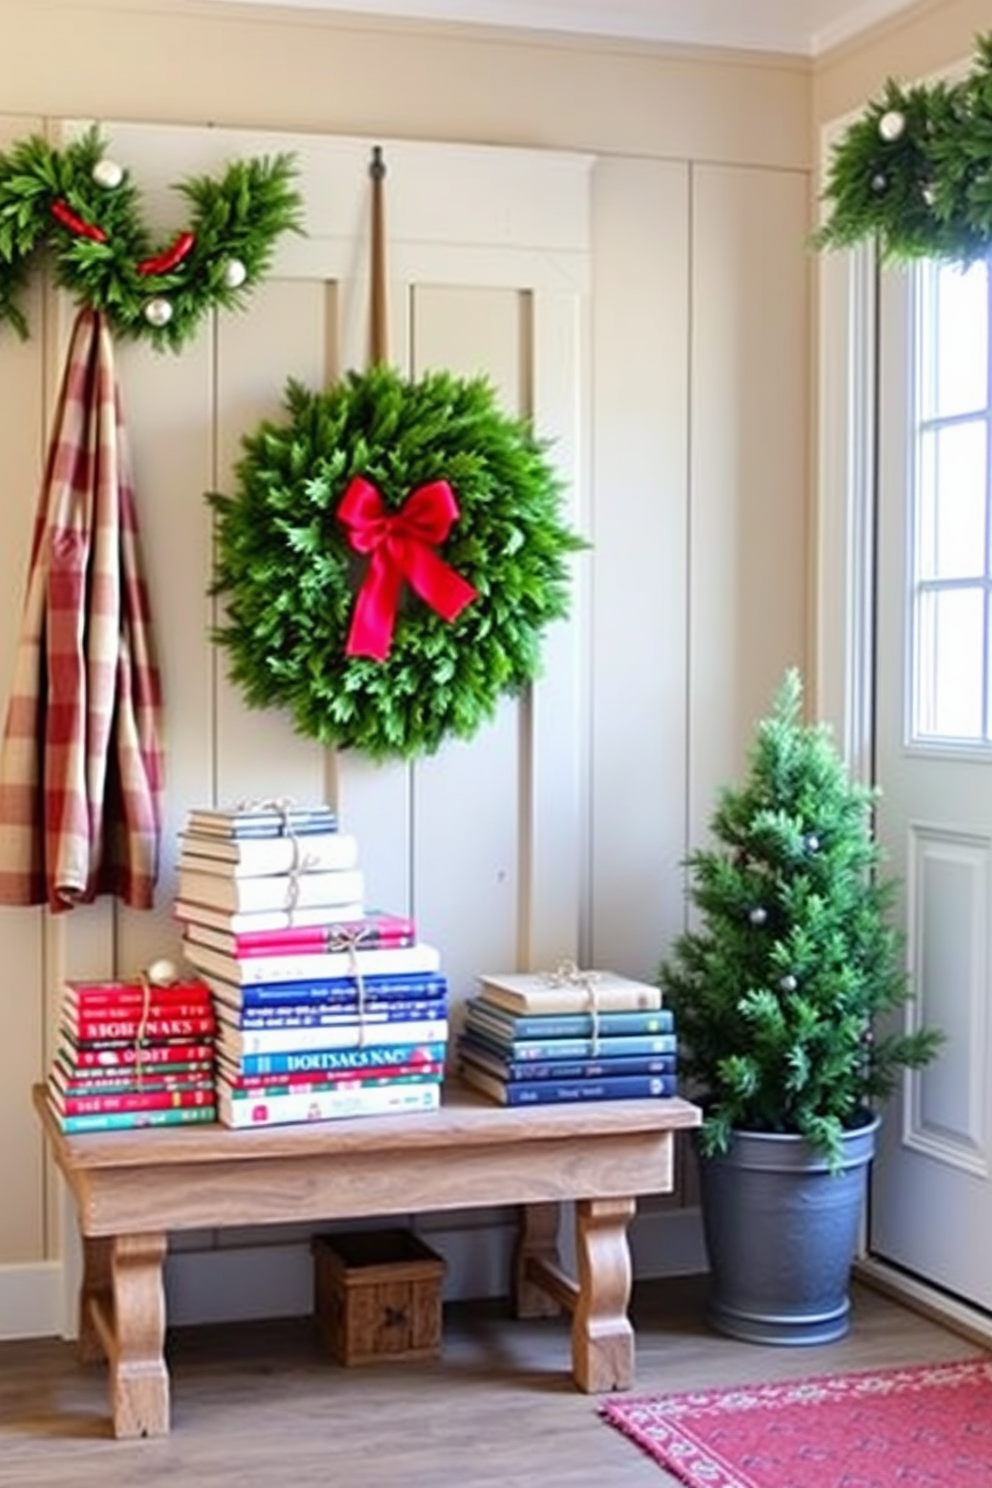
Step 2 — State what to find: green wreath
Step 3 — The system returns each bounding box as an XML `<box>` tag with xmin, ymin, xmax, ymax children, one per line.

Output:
<box><xmin>0</xmin><ymin>127</ymin><xmax>302</xmax><ymax>348</ymax></box>
<box><xmin>208</xmin><ymin>364</ymin><xmax>586</xmax><ymax>760</ymax></box>
<box><xmin>816</xmin><ymin>32</ymin><xmax>992</xmax><ymax>264</ymax></box>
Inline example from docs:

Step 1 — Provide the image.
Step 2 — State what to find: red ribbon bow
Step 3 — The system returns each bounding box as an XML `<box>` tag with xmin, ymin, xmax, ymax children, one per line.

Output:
<box><xmin>337</xmin><ymin>476</ymin><xmax>478</xmax><ymax>661</ymax></box>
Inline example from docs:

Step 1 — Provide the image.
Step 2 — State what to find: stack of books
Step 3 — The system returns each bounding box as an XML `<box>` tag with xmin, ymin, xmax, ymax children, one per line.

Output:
<box><xmin>48</xmin><ymin>976</ymin><xmax>218</xmax><ymax>1132</ymax></box>
<box><xmin>457</xmin><ymin>969</ymin><xmax>677</xmax><ymax>1106</ymax></box>
<box><xmin>175</xmin><ymin>802</ymin><xmax>448</xmax><ymax>1128</ymax></box>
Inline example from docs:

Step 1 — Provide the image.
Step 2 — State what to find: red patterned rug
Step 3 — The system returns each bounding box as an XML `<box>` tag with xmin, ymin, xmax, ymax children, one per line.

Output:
<box><xmin>599</xmin><ymin>1358</ymin><xmax>992</xmax><ymax>1487</ymax></box>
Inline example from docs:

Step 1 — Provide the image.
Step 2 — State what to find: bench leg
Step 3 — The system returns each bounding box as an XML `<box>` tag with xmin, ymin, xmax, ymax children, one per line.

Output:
<box><xmin>85</xmin><ymin>1233</ymin><xmax>170</xmax><ymax>1438</ymax></box>
<box><xmin>572</xmin><ymin>1196</ymin><xmax>635</xmax><ymax>1393</ymax></box>
<box><xmin>79</xmin><ymin>1237</ymin><xmax>112</xmax><ymax>1363</ymax></box>
<box><xmin>511</xmin><ymin>1202</ymin><xmax>562</xmax><ymax>1319</ymax></box>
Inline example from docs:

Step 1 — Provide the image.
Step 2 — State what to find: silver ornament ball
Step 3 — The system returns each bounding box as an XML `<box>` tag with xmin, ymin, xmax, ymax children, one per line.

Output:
<box><xmin>92</xmin><ymin>157</ymin><xmax>124</xmax><ymax>189</ymax></box>
<box><xmin>878</xmin><ymin>109</ymin><xmax>906</xmax><ymax>143</ymax></box>
<box><xmin>749</xmin><ymin>906</ymin><xmax>768</xmax><ymax>926</ymax></box>
<box><xmin>779</xmin><ymin>974</ymin><xmax>798</xmax><ymax>993</ymax></box>
<box><xmin>805</xmin><ymin>834</ymin><xmax>820</xmax><ymax>852</ymax></box>
<box><xmin>144</xmin><ymin>297</ymin><xmax>173</xmax><ymax>328</ymax></box>
<box><xmin>222</xmin><ymin>257</ymin><xmax>248</xmax><ymax>290</ymax></box>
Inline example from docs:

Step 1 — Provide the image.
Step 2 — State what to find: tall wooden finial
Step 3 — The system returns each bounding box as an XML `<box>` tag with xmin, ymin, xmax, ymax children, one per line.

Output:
<box><xmin>369</xmin><ymin>145</ymin><xmax>387</xmax><ymax>367</ymax></box>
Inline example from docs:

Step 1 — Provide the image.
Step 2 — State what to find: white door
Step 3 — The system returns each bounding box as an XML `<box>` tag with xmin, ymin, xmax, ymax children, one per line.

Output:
<box><xmin>870</xmin><ymin>252</ymin><xmax>992</xmax><ymax>1308</ymax></box>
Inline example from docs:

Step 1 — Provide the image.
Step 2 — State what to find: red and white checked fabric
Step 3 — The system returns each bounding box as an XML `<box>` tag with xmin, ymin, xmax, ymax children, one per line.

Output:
<box><xmin>0</xmin><ymin>307</ymin><xmax>164</xmax><ymax>911</ymax></box>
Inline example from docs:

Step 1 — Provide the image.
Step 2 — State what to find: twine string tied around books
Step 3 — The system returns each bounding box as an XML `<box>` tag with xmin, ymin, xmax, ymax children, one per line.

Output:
<box><xmin>542</xmin><ymin>957</ymin><xmax>601</xmax><ymax>1054</ymax></box>
<box><xmin>233</xmin><ymin>794</ymin><xmax>298</xmax><ymax>827</ymax></box>
<box><xmin>133</xmin><ymin>972</ymin><xmax>152</xmax><ymax>1085</ymax></box>
<box><xmin>328</xmin><ymin>926</ymin><xmax>371</xmax><ymax>1046</ymax></box>
<box><xmin>134</xmin><ymin>958</ymin><xmax>181</xmax><ymax>1085</ymax></box>
<box><xmin>232</xmin><ymin>798</ymin><xmax>325</xmax><ymax>923</ymax></box>
<box><xmin>281</xmin><ymin>838</ymin><xmax>324</xmax><ymax>921</ymax></box>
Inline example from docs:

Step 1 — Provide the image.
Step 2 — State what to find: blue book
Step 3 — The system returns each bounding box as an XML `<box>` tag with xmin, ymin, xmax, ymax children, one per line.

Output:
<box><xmin>218</xmin><ymin>1015</ymin><xmax>449</xmax><ymax>1057</ymax></box>
<box><xmin>186</xmin><ymin>805</ymin><xmax>337</xmax><ymax>838</ymax></box>
<box><xmin>235</xmin><ymin>1039</ymin><xmax>447</xmax><ymax>1077</ymax></box>
<box><xmin>459</xmin><ymin>1039</ymin><xmax>676</xmax><ymax>1082</ymax></box>
<box><xmin>463</xmin><ymin>1027</ymin><xmax>678</xmax><ymax>1062</ymax></box>
<box><xmin>209</xmin><ymin>972</ymin><xmax>448</xmax><ymax>1009</ymax></box>
<box><xmin>460</xmin><ymin>1062</ymin><xmax>677</xmax><ymax>1105</ymax></box>
<box><xmin>233</xmin><ymin>997</ymin><xmax>446</xmax><ymax>1031</ymax></box>
<box><xmin>57</xmin><ymin>1106</ymin><xmax>217</xmax><ymax>1133</ymax></box>
<box><xmin>465</xmin><ymin>998</ymin><xmax>674</xmax><ymax>1040</ymax></box>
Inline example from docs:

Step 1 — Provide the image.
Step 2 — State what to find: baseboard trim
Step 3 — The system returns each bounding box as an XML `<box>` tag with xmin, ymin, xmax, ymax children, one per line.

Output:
<box><xmin>0</xmin><ymin>1262</ymin><xmax>63</xmax><ymax>1341</ymax></box>
<box><xmin>1</xmin><ymin>1206</ymin><xmax>709</xmax><ymax>1340</ymax></box>
<box><xmin>632</xmin><ymin>1204</ymin><xmax>707</xmax><ymax>1278</ymax></box>
<box><xmin>855</xmin><ymin>1255</ymin><xmax>992</xmax><ymax>1350</ymax></box>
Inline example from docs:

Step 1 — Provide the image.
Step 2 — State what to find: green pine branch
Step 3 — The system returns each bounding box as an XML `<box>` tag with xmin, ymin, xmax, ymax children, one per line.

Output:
<box><xmin>816</xmin><ymin>33</ymin><xmax>992</xmax><ymax>263</ymax></box>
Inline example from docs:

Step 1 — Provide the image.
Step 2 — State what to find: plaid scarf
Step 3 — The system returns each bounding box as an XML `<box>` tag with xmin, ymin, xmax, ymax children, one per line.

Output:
<box><xmin>0</xmin><ymin>308</ymin><xmax>164</xmax><ymax>911</ymax></box>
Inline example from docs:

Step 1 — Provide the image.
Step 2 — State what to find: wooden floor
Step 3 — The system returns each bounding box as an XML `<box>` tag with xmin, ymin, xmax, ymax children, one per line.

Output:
<box><xmin>0</xmin><ymin>1275</ymin><xmax>984</xmax><ymax>1487</ymax></box>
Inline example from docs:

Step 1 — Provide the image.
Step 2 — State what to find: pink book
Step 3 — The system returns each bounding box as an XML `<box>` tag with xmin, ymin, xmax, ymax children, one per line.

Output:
<box><xmin>185</xmin><ymin>909</ymin><xmax>416</xmax><ymax>959</ymax></box>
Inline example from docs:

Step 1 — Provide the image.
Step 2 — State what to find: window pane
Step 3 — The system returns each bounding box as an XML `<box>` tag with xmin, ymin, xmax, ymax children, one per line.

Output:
<box><xmin>916</xmin><ymin>420</ymin><xmax>988</xmax><ymax>581</ymax></box>
<box><xmin>914</xmin><ymin>587</ymin><xmax>985</xmax><ymax>739</ymax></box>
<box><xmin>920</xmin><ymin>260</ymin><xmax>988</xmax><ymax>420</ymax></box>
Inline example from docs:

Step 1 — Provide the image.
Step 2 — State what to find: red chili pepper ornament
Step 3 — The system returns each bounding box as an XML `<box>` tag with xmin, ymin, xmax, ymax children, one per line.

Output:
<box><xmin>137</xmin><ymin>231</ymin><xmax>196</xmax><ymax>277</ymax></box>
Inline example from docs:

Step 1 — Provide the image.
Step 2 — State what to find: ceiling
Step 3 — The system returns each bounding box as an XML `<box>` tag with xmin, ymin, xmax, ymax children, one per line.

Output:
<box><xmin>210</xmin><ymin>0</ymin><xmax>921</xmax><ymax>57</ymax></box>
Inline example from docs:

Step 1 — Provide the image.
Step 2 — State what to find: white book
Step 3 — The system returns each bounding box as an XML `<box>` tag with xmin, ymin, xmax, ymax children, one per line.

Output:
<box><xmin>216</xmin><ymin>1077</ymin><xmax>442</xmax><ymax>1128</ymax></box>
<box><xmin>174</xmin><ymin>899</ymin><xmax>367</xmax><ymax>934</ymax></box>
<box><xmin>478</xmin><ymin>969</ymin><xmax>662</xmax><ymax>1017</ymax></box>
<box><xmin>182</xmin><ymin>937</ymin><xmax>441</xmax><ymax>987</ymax></box>
<box><xmin>176</xmin><ymin>866</ymin><xmax>365</xmax><ymax>914</ymax></box>
<box><xmin>217</xmin><ymin>1016</ymin><xmax>450</xmax><ymax>1057</ymax></box>
<box><xmin>178</xmin><ymin>831</ymin><xmax>359</xmax><ymax>879</ymax></box>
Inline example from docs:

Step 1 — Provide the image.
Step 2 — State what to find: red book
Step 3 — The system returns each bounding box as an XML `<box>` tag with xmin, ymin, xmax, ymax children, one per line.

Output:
<box><xmin>68</xmin><ymin>1013</ymin><xmax>217</xmax><ymax>1043</ymax></box>
<box><xmin>53</xmin><ymin>1049</ymin><xmax>213</xmax><ymax>1084</ymax></box>
<box><xmin>66</xmin><ymin>1041</ymin><xmax>215</xmax><ymax>1070</ymax></box>
<box><xmin>217</xmin><ymin>1059</ymin><xmax>443</xmax><ymax>1095</ymax></box>
<box><xmin>55</xmin><ymin>1073</ymin><xmax>215</xmax><ymax>1097</ymax></box>
<box><xmin>65</xmin><ymin>1002</ymin><xmax>212</xmax><ymax>1025</ymax></box>
<box><xmin>63</xmin><ymin>978</ymin><xmax>212</xmax><ymax>1008</ymax></box>
<box><xmin>50</xmin><ymin>1085</ymin><xmax>216</xmax><ymax>1116</ymax></box>
<box><xmin>65</xmin><ymin>1011</ymin><xmax>215</xmax><ymax>1035</ymax></box>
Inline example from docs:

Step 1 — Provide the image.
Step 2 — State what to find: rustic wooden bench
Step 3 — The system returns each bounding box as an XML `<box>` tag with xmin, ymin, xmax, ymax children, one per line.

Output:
<box><xmin>33</xmin><ymin>1081</ymin><xmax>701</xmax><ymax>1438</ymax></box>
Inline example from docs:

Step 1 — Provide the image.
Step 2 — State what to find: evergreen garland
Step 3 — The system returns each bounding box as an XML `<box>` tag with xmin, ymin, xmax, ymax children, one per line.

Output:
<box><xmin>816</xmin><ymin>32</ymin><xmax>992</xmax><ymax>263</ymax></box>
<box><xmin>0</xmin><ymin>127</ymin><xmax>302</xmax><ymax>348</ymax></box>
<box><xmin>208</xmin><ymin>364</ymin><xmax>586</xmax><ymax>760</ymax></box>
<box><xmin>659</xmin><ymin>670</ymin><xmax>943</xmax><ymax>1170</ymax></box>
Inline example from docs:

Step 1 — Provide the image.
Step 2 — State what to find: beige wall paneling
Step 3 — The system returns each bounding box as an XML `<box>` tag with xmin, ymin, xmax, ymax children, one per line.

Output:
<box><xmin>14</xmin><ymin>120</ymin><xmax>592</xmax><ymax>1331</ymax></box>
<box><xmin>0</xmin><ymin>2</ymin><xmax>809</xmax><ymax>173</ymax></box>
<box><xmin>587</xmin><ymin>156</ymin><xmax>697</xmax><ymax>1231</ymax></box>
<box><xmin>334</xmin><ymin>140</ymin><xmax>591</xmax><ymax>942</ymax></box>
<box><xmin>408</xmin><ymin>277</ymin><xmax>588</xmax><ymax>1015</ymax></box>
<box><xmin>589</xmin><ymin>157</ymin><xmax>690</xmax><ymax>984</ymax></box>
<box><xmin>336</xmin><ymin>146</ymin><xmax>591</xmax><ymax>1025</ymax></box>
<box><xmin>526</xmin><ymin>284</ymin><xmax>587</xmax><ymax>973</ymax></box>
<box><xmin>410</xmin><ymin>285</ymin><xmax>526</xmax><ymax>1015</ymax></box>
<box><xmin>688</xmin><ymin>163</ymin><xmax>810</xmax><ymax>852</ymax></box>
<box><xmin>213</xmin><ymin>281</ymin><xmax>333</xmax><ymax>812</ymax></box>
<box><xmin>0</xmin><ymin>116</ymin><xmax>47</xmax><ymax>1291</ymax></box>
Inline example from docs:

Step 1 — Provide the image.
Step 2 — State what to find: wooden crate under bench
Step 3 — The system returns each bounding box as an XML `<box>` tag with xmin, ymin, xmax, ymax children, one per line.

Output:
<box><xmin>313</xmin><ymin>1228</ymin><xmax>445</xmax><ymax>1365</ymax></box>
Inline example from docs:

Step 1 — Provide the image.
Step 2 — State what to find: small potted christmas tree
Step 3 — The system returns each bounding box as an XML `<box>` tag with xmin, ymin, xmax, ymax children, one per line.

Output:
<box><xmin>661</xmin><ymin>668</ymin><xmax>942</xmax><ymax>1345</ymax></box>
